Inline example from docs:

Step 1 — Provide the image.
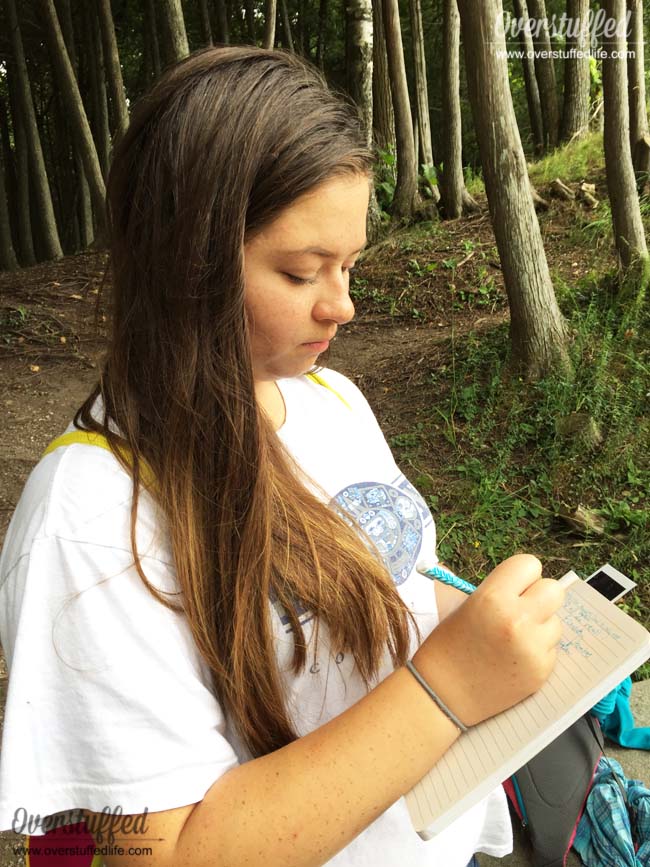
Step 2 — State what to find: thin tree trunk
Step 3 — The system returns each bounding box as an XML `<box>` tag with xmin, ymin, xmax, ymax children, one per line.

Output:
<box><xmin>159</xmin><ymin>0</ymin><xmax>190</xmax><ymax>63</ymax></box>
<box><xmin>213</xmin><ymin>0</ymin><xmax>229</xmax><ymax>43</ymax></box>
<box><xmin>528</xmin><ymin>0</ymin><xmax>560</xmax><ymax>149</ymax></box>
<box><xmin>316</xmin><ymin>0</ymin><xmax>327</xmax><ymax>68</ymax></box>
<box><xmin>39</xmin><ymin>0</ymin><xmax>106</xmax><ymax>234</ymax></box>
<box><xmin>513</xmin><ymin>0</ymin><xmax>544</xmax><ymax>153</ymax></box>
<box><xmin>456</xmin><ymin>0</ymin><xmax>570</xmax><ymax>379</ymax></box>
<box><xmin>627</xmin><ymin>0</ymin><xmax>650</xmax><ymax>179</ymax></box>
<box><xmin>244</xmin><ymin>0</ymin><xmax>256</xmax><ymax>43</ymax></box>
<box><xmin>0</xmin><ymin>95</ymin><xmax>18</xmax><ymax>258</ymax></box>
<box><xmin>408</xmin><ymin>0</ymin><xmax>433</xmax><ymax>168</ymax></box>
<box><xmin>280</xmin><ymin>0</ymin><xmax>294</xmax><ymax>51</ymax></box>
<box><xmin>0</xmin><ymin>146</ymin><xmax>18</xmax><ymax>270</ymax></box>
<box><xmin>143</xmin><ymin>0</ymin><xmax>162</xmax><ymax>81</ymax></box>
<box><xmin>560</xmin><ymin>0</ymin><xmax>590</xmax><ymax>142</ymax></box>
<box><xmin>347</xmin><ymin>0</ymin><xmax>381</xmax><ymax>240</ymax></box>
<box><xmin>264</xmin><ymin>0</ymin><xmax>277</xmax><ymax>48</ymax></box>
<box><xmin>382</xmin><ymin>0</ymin><xmax>418</xmax><ymax>219</ymax></box>
<box><xmin>6</xmin><ymin>72</ymin><xmax>35</xmax><ymax>264</ymax></box>
<box><xmin>297</xmin><ymin>0</ymin><xmax>305</xmax><ymax>54</ymax></box>
<box><xmin>373</xmin><ymin>0</ymin><xmax>395</xmax><ymax>154</ymax></box>
<box><xmin>198</xmin><ymin>0</ymin><xmax>213</xmax><ymax>45</ymax></box>
<box><xmin>603</xmin><ymin>0</ymin><xmax>649</xmax><ymax>272</ymax></box>
<box><xmin>5</xmin><ymin>0</ymin><xmax>63</xmax><ymax>260</ymax></box>
<box><xmin>440</xmin><ymin>0</ymin><xmax>477</xmax><ymax>218</ymax></box>
<box><xmin>83</xmin><ymin>2</ymin><xmax>111</xmax><ymax>178</ymax></box>
<box><xmin>58</xmin><ymin>0</ymin><xmax>94</xmax><ymax>247</ymax></box>
<box><xmin>97</xmin><ymin>0</ymin><xmax>129</xmax><ymax>139</ymax></box>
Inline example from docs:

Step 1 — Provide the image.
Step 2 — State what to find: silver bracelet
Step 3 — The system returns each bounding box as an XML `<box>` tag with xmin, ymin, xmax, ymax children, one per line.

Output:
<box><xmin>405</xmin><ymin>660</ymin><xmax>468</xmax><ymax>733</ymax></box>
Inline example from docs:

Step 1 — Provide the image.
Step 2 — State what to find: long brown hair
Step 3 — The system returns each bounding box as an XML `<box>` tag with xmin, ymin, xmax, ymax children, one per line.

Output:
<box><xmin>77</xmin><ymin>46</ymin><xmax>415</xmax><ymax>757</ymax></box>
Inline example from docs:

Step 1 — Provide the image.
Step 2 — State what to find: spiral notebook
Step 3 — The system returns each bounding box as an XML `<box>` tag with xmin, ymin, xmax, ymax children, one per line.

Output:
<box><xmin>405</xmin><ymin>570</ymin><xmax>650</xmax><ymax>839</ymax></box>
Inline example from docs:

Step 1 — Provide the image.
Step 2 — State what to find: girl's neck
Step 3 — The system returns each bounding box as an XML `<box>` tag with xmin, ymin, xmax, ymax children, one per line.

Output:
<box><xmin>254</xmin><ymin>380</ymin><xmax>287</xmax><ymax>431</ymax></box>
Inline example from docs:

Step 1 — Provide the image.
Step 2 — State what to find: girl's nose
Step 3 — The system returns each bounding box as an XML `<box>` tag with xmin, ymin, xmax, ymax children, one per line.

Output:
<box><xmin>313</xmin><ymin>272</ymin><xmax>355</xmax><ymax>325</ymax></box>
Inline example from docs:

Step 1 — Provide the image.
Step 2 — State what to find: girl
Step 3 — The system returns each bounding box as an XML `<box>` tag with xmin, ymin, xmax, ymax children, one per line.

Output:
<box><xmin>0</xmin><ymin>47</ymin><xmax>563</xmax><ymax>867</ymax></box>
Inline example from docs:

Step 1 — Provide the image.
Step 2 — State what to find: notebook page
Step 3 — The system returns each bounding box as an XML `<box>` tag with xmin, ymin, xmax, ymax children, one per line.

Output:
<box><xmin>405</xmin><ymin>575</ymin><xmax>650</xmax><ymax>837</ymax></box>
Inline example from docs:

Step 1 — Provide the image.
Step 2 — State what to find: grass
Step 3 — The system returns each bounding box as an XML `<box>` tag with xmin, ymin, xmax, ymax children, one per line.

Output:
<box><xmin>528</xmin><ymin>131</ymin><xmax>605</xmax><ymax>186</ymax></box>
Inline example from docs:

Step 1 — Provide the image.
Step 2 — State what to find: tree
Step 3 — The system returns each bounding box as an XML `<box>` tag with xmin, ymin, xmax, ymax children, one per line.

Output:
<box><xmin>4</xmin><ymin>0</ymin><xmax>63</xmax><ymax>260</ymax></box>
<box><xmin>39</xmin><ymin>0</ymin><xmax>107</xmax><ymax>234</ymax></box>
<box><xmin>5</xmin><ymin>74</ymin><xmax>36</xmax><ymax>264</ymax></box>
<box><xmin>381</xmin><ymin>0</ymin><xmax>418</xmax><ymax>219</ymax></box>
<box><xmin>627</xmin><ymin>0</ymin><xmax>650</xmax><ymax>184</ymax></box>
<box><xmin>213</xmin><ymin>0</ymin><xmax>229</xmax><ymax>44</ymax></box>
<box><xmin>602</xmin><ymin>0</ymin><xmax>649</xmax><ymax>278</ymax></box>
<box><xmin>280</xmin><ymin>0</ymin><xmax>294</xmax><ymax>51</ymax></box>
<box><xmin>528</xmin><ymin>0</ymin><xmax>560</xmax><ymax>149</ymax></box>
<box><xmin>159</xmin><ymin>0</ymin><xmax>190</xmax><ymax>64</ymax></box>
<box><xmin>0</xmin><ymin>146</ymin><xmax>18</xmax><ymax>270</ymax></box>
<box><xmin>408</xmin><ymin>0</ymin><xmax>433</xmax><ymax>169</ymax></box>
<box><xmin>144</xmin><ymin>0</ymin><xmax>162</xmax><ymax>81</ymax></box>
<box><xmin>560</xmin><ymin>0</ymin><xmax>590</xmax><ymax>142</ymax></box>
<box><xmin>372</xmin><ymin>0</ymin><xmax>395</xmax><ymax>155</ymax></box>
<box><xmin>197</xmin><ymin>0</ymin><xmax>213</xmax><ymax>46</ymax></box>
<box><xmin>439</xmin><ymin>0</ymin><xmax>477</xmax><ymax>218</ymax></box>
<box><xmin>456</xmin><ymin>0</ymin><xmax>570</xmax><ymax>378</ymax></box>
<box><xmin>96</xmin><ymin>0</ymin><xmax>129</xmax><ymax>139</ymax></box>
<box><xmin>513</xmin><ymin>0</ymin><xmax>544</xmax><ymax>153</ymax></box>
<box><xmin>263</xmin><ymin>0</ymin><xmax>277</xmax><ymax>49</ymax></box>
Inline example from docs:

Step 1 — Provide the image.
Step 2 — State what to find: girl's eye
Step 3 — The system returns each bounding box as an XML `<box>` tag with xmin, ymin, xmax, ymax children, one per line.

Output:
<box><xmin>284</xmin><ymin>273</ymin><xmax>317</xmax><ymax>285</ymax></box>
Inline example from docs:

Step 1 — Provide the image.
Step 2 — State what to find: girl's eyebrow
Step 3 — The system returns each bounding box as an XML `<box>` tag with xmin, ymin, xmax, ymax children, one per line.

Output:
<box><xmin>282</xmin><ymin>242</ymin><xmax>367</xmax><ymax>258</ymax></box>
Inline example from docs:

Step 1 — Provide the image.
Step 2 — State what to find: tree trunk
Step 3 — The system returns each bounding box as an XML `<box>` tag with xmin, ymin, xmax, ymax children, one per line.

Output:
<box><xmin>408</xmin><ymin>0</ymin><xmax>433</xmax><ymax>168</ymax></box>
<box><xmin>560</xmin><ymin>0</ymin><xmax>590</xmax><ymax>142</ymax></box>
<box><xmin>627</xmin><ymin>0</ymin><xmax>649</xmax><ymax>174</ymax></box>
<box><xmin>214</xmin><ymin>0</ymin><xmax>230</xmax><ymax>44</ymax></box>
<box><xmin>603</xmin><ymin>0</ymin><xmax>649</xmax><ymax>272</ymax></box>
<box><xmin>456</xmin><ymin>0</ymin><xmax>570</xmax><ymax>379</ymax></box>
<box><xmin>513</xmin><ymin>0</ymin><xmax>544</xmax><ymax>154</ymax></box>
<box><xmin>159</xmin><ymin>0</ymin><xmax>190</xmax><ymax>64</ymax></box>
<box><xmin>280</xmin><ymin>0</ymin><xmax>294</xmax><ymax>51</ymax></box>
<box><xmin>528</xmin><ymin>0</ymin><xmax>560</xmax><ymax>149</ymax></box>
<box><xmin>97</xmin><ymin>0</ymin><xmax>129</xmax><ymax>140</ymax></box>
<box><xmin>316</xmin><ymin>0</ymin><xmax>327</xmax><ymax>69</ymax></box>
<box><xmin>244</xmin><ymin>0</ymin><xmax>256</xmax><ymax>43</ymax></box>
<box><xmin>381</xmin><ymin>0</ymin><xmax>418</xmax><ymax>219</ymax></box>
<box><xmin>372</xmin><ymin>0</ymin><xmax>395</xmax><ymax>154</ymax></box>
<box><xmin>5</xmin><ymin>0</ymin><xmax>63</xmax><ymax>260</ymax></box>
<box><xmin>198</xmin><ymin>0</ymin><xmax>213</xmax><ymax>45</ymax></box>
<box><xmin>0</xmin><ymin>146</ymin><xmax>18</xmax><ymax>270</ymax></box>
<box><xmin>440</xmin><ymin>0</ymin><xmax>477</xmax><ymax>218</ymax></box>
<box><xmin>39</xmin><ymin>0</ymin><xmax>107</xmax><ymax>234</ymax></box>
<box><xmin>144</xmin><ymin>0</ymin><xmax>162</xmax><ymax>81</ymax></box>
<box><xmin>263</xmin><ymin>0</ymin><xmax>277</xmax><ymax>48</ymax></box>
<box><xmin>6</xmin><ymin>72</ymin><xmax>36</xmax><ymax>264</ymax></box>
<box><xmin>346</xmin><ymin>0</ymin><xmax>381</xmax><ymax>241</ymax></box>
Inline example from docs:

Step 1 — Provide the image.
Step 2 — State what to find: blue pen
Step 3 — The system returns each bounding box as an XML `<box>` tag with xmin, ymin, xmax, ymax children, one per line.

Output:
<box><xmin>416</xmin><ymin>560</ymin><xmax>476</xmax><ymax>595</ymax></box>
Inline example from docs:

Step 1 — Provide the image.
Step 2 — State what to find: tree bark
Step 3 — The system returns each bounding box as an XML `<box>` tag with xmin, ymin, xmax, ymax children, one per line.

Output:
<box><xmin>627</xmin><ymin>0</ymin><xmax>649</xmax><ymax>175</ymax></box>
<box><xmin>456</xmin><ymin>0</ymin><xmax>570</xmax><ymax>379</ymax></box>
<box><xmin>159</xmin><ymin>0</ymin><xmax>190</xmax><ymax>63</ymax></box>
<box><xmin>560</xmin><ymin>0</ymin><xmax>590</xmax><ymax>142</ymax></box>
<box><xmin>513</xmin><ymin>0</ymin><xmax>544</xmax><ymax>153</ymax></box>
<box><xmin>39</xmin><ymin>0</ymin><xmax>107</xmax><ymax>235</ymax></box>
<box><xmin>244</xmin><ymin>0</ymin><xmax>256</xmax><ymax>43</ymax></box>
<box><xmin>214</xmin><ymin>0</ymin><xmax>230</xmax><ymax>44</ymax></box>
<box><xmin>5</xmin><ymin>0</ymin><xmax>63</xmax><ymax>260</ymax></box>
<box><xmin>603</xmin><ymin>0</ymin><xmax>649</xmax><ymax>271</ymax></box>
<box><xmin>381</xmin><ymin>0</ymin><xmax>418</xmax><ymax>219</ymax></box>
<box><xmin>83</xmin><ymin>2</ymin><xmax>111</xmax><ymax>178</ymax></box>
<box><xmin>6</xmin><ymin>71</ymin><xmax>36</xmax><ymax>264</ymax></box>
<box><xmin>528</xmin><ymin>0</ymin><xmax>560</xmax><ymax>149</ymax></box>
<box><xmin>440</xmin><ymin>0</ymin><xmax>477</xmax><ymax>218</ymax></box>
<box><xmin>372</xmin><ymin>0</ymin><xmax>395</xmax><ymax>154</ymax></box>
<box><xmin>198</xmin><ymin>0</ymin><xmax>213</xmax><ymax>45</ymax></box>
<box><xmin>97</xmin><ymin>0</ymin><xmax>129</xmax><ymax>140</ymax></box>
<box><xmin>263</xmin><ymin>0</ymin><xmax>277</xmax><ymax>48</ymax></box>
<box><xmin>143</xmin><ymin>0</ymin><xmax>162</xmax><ymax>81</ymax></box>
<box><xmin>408</xmin><ymin>0</ymin><xmax>433</xmax><ymax>168</ymax></box>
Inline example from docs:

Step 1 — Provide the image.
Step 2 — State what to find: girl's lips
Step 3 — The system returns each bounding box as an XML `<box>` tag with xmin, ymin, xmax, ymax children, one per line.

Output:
<box><xmin>302</xmin><ymin>340</ymin><xmax>330</xmax><ymax>352</ymax></box>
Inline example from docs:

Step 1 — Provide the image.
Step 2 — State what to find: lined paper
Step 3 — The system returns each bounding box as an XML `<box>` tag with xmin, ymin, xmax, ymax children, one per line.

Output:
<box><xmin>405</xmin><ymin>573</ymin><xmax>650</xmax><ymax>838</ymax></box>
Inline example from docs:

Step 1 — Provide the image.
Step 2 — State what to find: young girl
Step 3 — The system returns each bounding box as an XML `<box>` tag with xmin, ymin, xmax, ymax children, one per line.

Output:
<box><xmin>0</xmin><ymin>47</ymin><xmax>564</xmax><ymax>867</ymax></box>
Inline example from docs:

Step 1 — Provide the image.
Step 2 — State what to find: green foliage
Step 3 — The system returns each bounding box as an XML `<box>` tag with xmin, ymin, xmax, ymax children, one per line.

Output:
<box><xmin>528</xmin><ymin>132</ymin><xmax>605</xmax><ymax>187</ymax></box>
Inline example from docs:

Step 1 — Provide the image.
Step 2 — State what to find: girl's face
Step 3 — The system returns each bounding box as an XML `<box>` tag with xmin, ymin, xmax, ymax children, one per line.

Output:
<box><xmin>243</xmin><ymin>173</ymin><xmax>369</xmax><ymax>384</ymax></box>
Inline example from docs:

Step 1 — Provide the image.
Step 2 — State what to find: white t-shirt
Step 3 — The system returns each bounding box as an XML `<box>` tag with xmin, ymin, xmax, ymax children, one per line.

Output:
<box><xmin>0</xmin><ymin>369</ymin><xmax>512</xmax><ymax>864</ymax></box>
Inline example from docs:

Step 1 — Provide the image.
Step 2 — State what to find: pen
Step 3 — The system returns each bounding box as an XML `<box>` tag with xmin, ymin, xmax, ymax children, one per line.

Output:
<box><xmin>416</xmin><ymin>560</ymin><xmax>476</xmax><ymax>595</ymax></box>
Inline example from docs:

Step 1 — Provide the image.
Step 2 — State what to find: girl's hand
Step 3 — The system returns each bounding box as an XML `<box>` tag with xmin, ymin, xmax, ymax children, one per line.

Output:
<box><xmin>412</xmin><ymin>554</ymin><xmax>565</xmax><ymax>727</ymax></box>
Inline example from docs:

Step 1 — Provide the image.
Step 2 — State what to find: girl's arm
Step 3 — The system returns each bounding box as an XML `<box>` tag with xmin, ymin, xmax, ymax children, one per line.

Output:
<box><xmin>86</xmin><ymin>554</ymin><xmax>564</xmax><ymax>867</ymax></box>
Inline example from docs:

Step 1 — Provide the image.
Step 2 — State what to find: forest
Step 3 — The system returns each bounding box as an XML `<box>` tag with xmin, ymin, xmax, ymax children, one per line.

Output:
<box><xmin>0</xmin><ymin>0</ymin><xmax>649</xmax><ymax>644</ymax></box>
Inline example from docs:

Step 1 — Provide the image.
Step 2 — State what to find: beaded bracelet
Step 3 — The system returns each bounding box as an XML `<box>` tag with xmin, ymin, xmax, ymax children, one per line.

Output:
<box><xmin>405</xmin><ymin>660</ymin><xmax>469</xmax><ymax>733</ymax></box>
